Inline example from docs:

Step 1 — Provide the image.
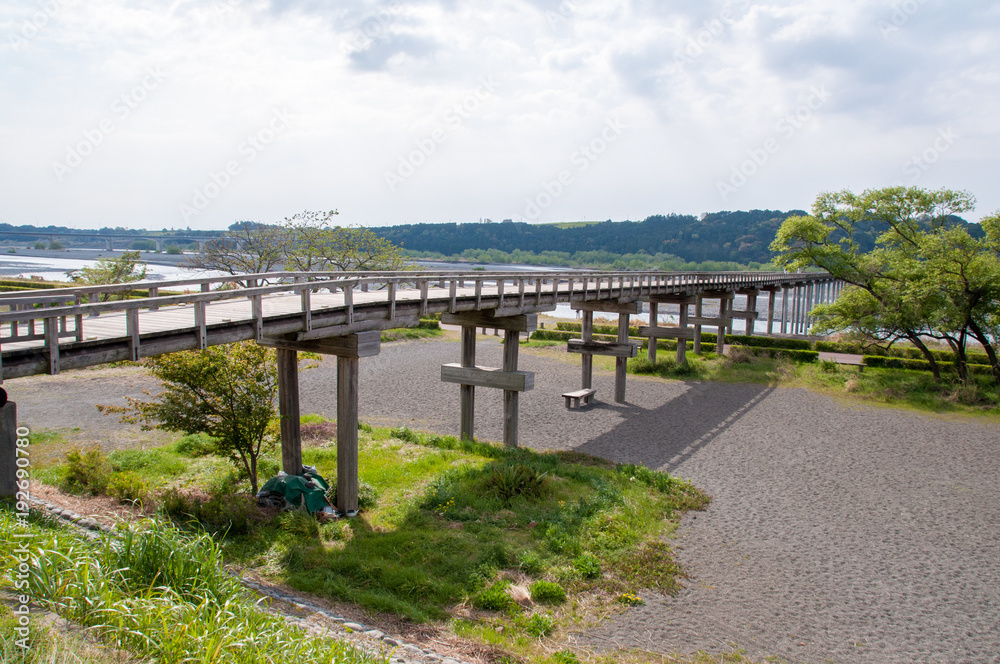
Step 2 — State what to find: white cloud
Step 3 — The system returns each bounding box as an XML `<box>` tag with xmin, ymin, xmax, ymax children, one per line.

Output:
<box><xmin>1</xmin><ymin>0</ymin><xmax>999</xmax><ymax>230</ymax></box>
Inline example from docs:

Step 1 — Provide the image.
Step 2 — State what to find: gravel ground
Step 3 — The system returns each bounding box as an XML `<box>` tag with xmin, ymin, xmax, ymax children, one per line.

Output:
<box><xmin>8</xmin><ymin>337</ymin><xmax>1000</xmax><ymax>664</ymax></box>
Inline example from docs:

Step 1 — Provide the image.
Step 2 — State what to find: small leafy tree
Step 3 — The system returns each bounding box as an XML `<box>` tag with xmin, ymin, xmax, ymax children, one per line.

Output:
<box><xmin>185</xmin><ymin>223</ymin><xmax>290</xmax><ymax>285</ymax></box>
<box><xmin>283</xmin><ymin>210</ymin><xmax>410</xmax><ymax>272</ymax></box>
<box><xmin>67</xmin><ymin>250</ymin><xmax>149</xmax><ymax>301</ymax></box>
<box><xmin>98</xmin><ymin>342</ymin><xmax>279</xmax><ymax>494</ymax></box>
<box><xmin>771</xmin><ymin>186</ymin><xmax>1000</xmax><ymax>384</ymax></box>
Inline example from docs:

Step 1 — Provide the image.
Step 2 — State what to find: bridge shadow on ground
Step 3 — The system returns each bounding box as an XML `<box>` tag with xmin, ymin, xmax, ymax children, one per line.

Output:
<box><xmin>573</xmin><ymin>382</ymin><xmax>775</xmax><ymax>473</ymax></box>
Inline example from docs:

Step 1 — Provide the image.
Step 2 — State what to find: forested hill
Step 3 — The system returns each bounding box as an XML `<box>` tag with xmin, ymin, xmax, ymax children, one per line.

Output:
<box><xmin>373</xmin><ymin>211</ymin><xmax>805</xmax><ymax>264</ymax></box>
<box><xmin>372</xmin><ymin>210</ymin><xmax>984</xmax><ymax>265</ymax></box>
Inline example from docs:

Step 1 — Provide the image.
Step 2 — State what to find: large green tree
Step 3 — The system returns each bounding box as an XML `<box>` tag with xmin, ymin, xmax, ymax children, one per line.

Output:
<box><xmin>67</xmin><ymin>250</ymin><xmax>148</xmax><ymax>301</ymax></box>
<box><xmin>771</xmin><ymin>186</ymin><xmax>1000</xmax><ymax>384</ymax></box>
<box><xmin>99</xmin><ymin>342</ymin><xmax>279</xmax><ymax>493</ymax></box>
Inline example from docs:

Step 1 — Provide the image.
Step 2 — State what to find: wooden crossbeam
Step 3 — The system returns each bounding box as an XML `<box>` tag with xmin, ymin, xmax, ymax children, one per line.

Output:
<box><xmin>441</xmin><ymin>364</ymin><xmax>535</xmax><ymax>391</ymax></box>
<box><xmin>260</xmin><ymin>330</ymin><xmax>381</xmax><ymax>358</ymax></box>
<box><xmin>441</xmin><ymin>312</ymin><xmax>538</xmax><ymax>332</ymax></box>
<box><xmin>567</xmin><ymin>339</ymin><xmax>640</xmax><ymax>358</ymax></box>
<box><xmin>638</xmin><ymin>326</ymin><xmax>694</xmax><ymax>340</ymax></box>
<box><xmin>572</xmin><ymin>300</ymin><xmax>642</xmax><ymax>315</ymax></box>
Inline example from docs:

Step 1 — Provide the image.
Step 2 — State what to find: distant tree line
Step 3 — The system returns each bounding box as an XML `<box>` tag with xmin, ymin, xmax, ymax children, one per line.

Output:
<box><xmin>370</xmin><ymin>209</ymin><xmax>984</xmax><ymax>265</ymax></box>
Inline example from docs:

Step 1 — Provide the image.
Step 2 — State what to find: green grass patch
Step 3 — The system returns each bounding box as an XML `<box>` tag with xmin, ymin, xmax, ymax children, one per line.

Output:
<box><xmin>0</xmin><ymin>508</ymin><xmax>384</xmax><ymax>664</ymax></box>
<box><xmin>380</xmin><ymin>326</ymin><xmax>442</xmax><ymax>343</ymax></box>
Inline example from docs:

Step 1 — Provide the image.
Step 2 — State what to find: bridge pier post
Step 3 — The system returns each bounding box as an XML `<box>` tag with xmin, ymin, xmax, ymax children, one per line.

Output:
<box><xmin>571</xmin><ymin>301</ymin><xmax>641</xmax><ymax>403</ymax></box>
<box><xmin>276</xmin><ymin>348</ymin><xmax>302</xmax><ymax>475</ymax></box>
<box><xmin>647</xmin><ymin>302</ymin><xmax>658</xmax><ymax>362</ymax></box>
<box><xmin>641</xmin><ymin>294</ymin><xmax>695</xmax><ymax>365</ymax></box>
<box><xmin>155</xmin><ymin>239</ymin><xmax>163</xmax><ymax>253</ymax></box>
<box><xmin>693</xmin><ymin>294</ymin><xmax>703</xmax><ymax>354</ymax></box>
<box><xmin>581</xmin><ymin>310</ymin><xmax>593</xmax><ymax>388</ymax></box>
<box><xmin>764</xmin><ymin>287</ymin><xmax>777</xmax><ymax>335</ymax></box>
<box><xmin>0</xmin><ymin>393</ymin><xmax>17</xmax><ymax>498</ymax></box>
<box><xmin>441</xmin><ymin>312</ymin><xmax>537</xmax><ymax>446</ymax></box>
<box><xmin>261</xmin><ymin>331</ymin><xmax>381</xmax><ymax>516</ymax></box>
<box><xmin>105</xmin><ymin>239</ymin><xmax>113</xmax><ymax>251</ymax></box>
<box><xmin>780</xmin><ymin>287</ymin><xmax>789</xmax><ymax>334</ymax></box>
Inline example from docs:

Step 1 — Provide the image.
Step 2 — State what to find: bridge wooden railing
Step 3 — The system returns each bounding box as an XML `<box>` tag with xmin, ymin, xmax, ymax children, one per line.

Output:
<box><xmin>0</xmin><ymin>269</ymin><xmax>832</xmax><ymax>380</ymax></box>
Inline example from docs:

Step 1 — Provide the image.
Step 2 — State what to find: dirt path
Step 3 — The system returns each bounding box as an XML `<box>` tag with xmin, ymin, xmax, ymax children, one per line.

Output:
<box><xmin>7</xmin><ymin>338</ymin><xmax>1000</xmax><ymax>663</ymax></box>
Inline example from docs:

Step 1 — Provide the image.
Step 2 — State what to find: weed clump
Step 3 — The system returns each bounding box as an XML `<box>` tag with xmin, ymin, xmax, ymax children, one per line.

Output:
<box><xmin>106</xmin><ymin>471</ymin><xmax>150</xmax><ymax>505</ymax></box>
<box><xmin>60</xmin><ymin>446</ymin><xmax>111</xmax><ymax>495</ymax></box>
<box><xmin>472</xmin><ymin>580</ymin><xmax>517</xmax><ymax>612</ymax></box>
<box><xmin>529</xmin><ymin>580</ymin><xmax>566</xmax><ymax>605</ymax></box>
<box><xmin>480</xmin><ymin>461</ymin><xmax>548</xmax><ymax>506</ymax></box>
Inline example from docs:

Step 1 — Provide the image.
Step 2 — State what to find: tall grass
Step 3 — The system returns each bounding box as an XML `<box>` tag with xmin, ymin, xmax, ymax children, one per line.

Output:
<box><xmin>0</xmin><ymin>510</ymin><xmax>385</xmax><ymax>664</ymax></box>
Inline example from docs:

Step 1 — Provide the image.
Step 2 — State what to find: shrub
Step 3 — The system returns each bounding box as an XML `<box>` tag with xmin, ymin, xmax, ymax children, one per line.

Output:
<box><xmin>60</xmin><ymin>446</ymin><xmax>112</xmax><ymax>495</ymax></box>
<box><xmin>529</xmin><ymin>580</ymin><xmax>566</xmax><ymax>605</ymax></box>
<box><xmin>158</xmin><ymin>488</ymin><xmax>263</xmax><ymax>535</ymax></box>
<box><xmin>472</xmin><ymin>580</ymin><xmax>517</xmax><ymax>612</ymax></box>
<box><xmin>481</xmin><ymin>461</ymin><xmax>547</xmax><ymax>506</ymax></box>
<box><xmin>572</xmin><ymin>553</ymin><xmax>602</xmax><ymax>579</ymax></box>
<box><xmin>519</xmin><ymin>613</ymin><xmax>555</xmax><ymax>638</ymax></box>
<box><xmin>165</xmin><ymin>245</ymin><xmax>182</xmax><ymax>254</ymax></box>
<box><xmin>301</xmin><ymin>422</ymin><xmax>336</xmax><ymax>442</ymax></box>
<box><xmin>106</xmin><ymin>471</ymin><xmax>150</xmax><ymax>505</ymax></box>
<box><xmin>390</xmin><ymin>426</ymin><xmax>420</xmax><ymax>443</ymax></box>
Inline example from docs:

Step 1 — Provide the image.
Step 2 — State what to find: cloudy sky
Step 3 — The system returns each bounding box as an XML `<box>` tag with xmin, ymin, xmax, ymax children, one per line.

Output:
<box><xmin>2</xmin><ymin>0</ymin><xmax>998</xmax><ymax>230</ymax></box>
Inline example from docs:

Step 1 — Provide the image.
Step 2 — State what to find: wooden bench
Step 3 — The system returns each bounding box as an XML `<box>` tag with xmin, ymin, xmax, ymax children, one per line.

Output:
<box><xmin>819</xmin><ymin>354</ymin><xmax>865</xmax><ymax>373</ymax></box>
<box><xmin>563</xmin><ymin>388</ymin><xmax>596</xmax><ymax>409</ymax></box>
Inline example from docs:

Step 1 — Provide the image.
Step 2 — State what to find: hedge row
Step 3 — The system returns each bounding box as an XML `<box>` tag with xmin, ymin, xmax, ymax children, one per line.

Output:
<box><xmin>815</xmin><ymin>340</ymin><xmax>991</xmax><ymax>365</ymax></box>
<box><xmin>742</xmin><ymin>347</ymin><xmax>820</xmax><ymax>363</ymax></box>
<box><xmin>862</xmin><ymin>356</ymin><xmax>994</xmax><ymax>374</ymax></box>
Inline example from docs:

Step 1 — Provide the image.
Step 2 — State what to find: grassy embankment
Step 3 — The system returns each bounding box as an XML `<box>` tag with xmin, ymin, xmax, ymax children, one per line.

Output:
<box><xmin>18</xmin><ymin>420</ymin><xmax>710</xmax><ymax>664</ymax></box>
<box><xmin>528</xmin><ymin>323</ymin><xmax>1000</xmax><ymax>416</ymax></box>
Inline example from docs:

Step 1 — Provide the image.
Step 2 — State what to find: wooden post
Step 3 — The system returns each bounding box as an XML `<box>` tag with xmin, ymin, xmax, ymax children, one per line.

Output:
<box><xmin>581</xmin><ymin>310</ymin><xmax>594</xmax><ymax>389</ymax></box>
<box><xmin>716</xmin><ymin>296</ymin><xmax>727</xmax><ymax>354</ymax></box>
<box><xmin>677</xmin><ymin>301</ymin><xmax>688</xmax><ymax>364</ymax></box>
<box><xmin>615</xmin><ymin>314</ymin><xmax>629</xmax><ymax>403</ymax></box>
<box><xmin>781</xmin><ymin>287</ymin><xmax>790</xmax><ymax>334</ymax></box>
<box><xmin>277</xmin><ymin>348</ymin><xmax>302</xmax><ymax>476</ymax></box>
<box><xmin>745</xmin><ymin>291</ymin><xmax>757</xmax><ymax>336</ymax></box>
<box><xmin>647</xmin><ymin>302</ymin><xmax>658</xmax><ymax>361</ymax></box>
<box><xmin>0</xmin><ymin>398</ymin><xmax>16</xmax><ymax>497</ymax></box>
<box><xmin>693</xmin><ymin>294</ymin><xmax>703</xmax><ymax>354</ymax></box>
<box><xmin>766</xmin><ymin>289</ymin><xmax>776</xmax><ymax>335</ymax></box>
<box><xmin>503</xmin><ymin>330</ymin><xmax>519</xmax><ymax>447</ymax></box>
<box><xmin>460</xmin><ymin>326</ymin><xmax>476</xmax><ymax>441</ymax></box>
<box><xmin>337</xmin><ymin>355</ymin><xmax>360</xmax><ymax>515</ymax></box>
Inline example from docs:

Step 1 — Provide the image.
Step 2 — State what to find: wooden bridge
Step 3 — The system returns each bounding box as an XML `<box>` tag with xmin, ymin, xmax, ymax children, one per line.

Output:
<box><xmin>0</xmin><ymin>270</ymin><xmax>839</xmax><ymax>514</ymax></box>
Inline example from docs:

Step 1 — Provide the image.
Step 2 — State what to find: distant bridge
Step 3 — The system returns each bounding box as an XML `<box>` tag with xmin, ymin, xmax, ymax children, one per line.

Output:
<box><xmin>0</xmin><ymin>270</ymin><xmax>839</xmax><ymax>513</ymax></box>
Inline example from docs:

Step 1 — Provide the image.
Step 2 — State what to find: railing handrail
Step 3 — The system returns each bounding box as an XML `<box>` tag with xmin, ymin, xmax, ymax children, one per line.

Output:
<box><xmin>0</xmin><ymin>270</ymin><xmax>831</xmax><ymax>325</ymax></box>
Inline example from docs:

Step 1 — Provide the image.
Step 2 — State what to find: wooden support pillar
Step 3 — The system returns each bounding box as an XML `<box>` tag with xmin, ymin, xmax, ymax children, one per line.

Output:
<box><xmin>780</xmin><ymin>287</ymin><xmax>789</xmax><ymax>334</ymax></box>
<box><xmin>693</xmin><ymin>295</ymin><xmax>703</xmax><ymax>354</ymax></box>
<box><xmin>677</xmin><ymin>301</ymin><xmax>688</xmax><ymax>364</ymax></box>
<box><xmin>276</xmin><ymin>348</ymin><xmax>302</xmax><ymax>476</ymax></box>
<box><xmin>766</xmin><ymin>289</ymin><xmax>776</xmax><ymax>335</ymax></box>
<box><xmin>745</xmin><ymin>291</ymin><xmax>757</xmax><ymax>335</ymax></box>
<box><xmin>261</xmin><ymin>331</ymin><xmax>380</xmax><ymax>517</ymax></box>
<box><xmin>791</xmin><ymin>285</ymin><xmax>800</xmax><ymax>335</ymax></box>
<box><xmin>716</xmin><ymin>296</ymin><xmax>728</xmax><ymax>354</ymax></box>
<box><xmin>581</xmin><ymin>310</ymin><xmax>594</xmax><ymax>389</ymax></box>
<box><xmin>615</xmin><ymin>314</ymin><xmax>629</xmax><ymax>403</ymax></box>
<box><xmin>503</xmin><ymin>330</ymin><xmax>520</xmax><ymax>447</ymax></box>
<box><xmin>441</xmin><ymin>312</ymin><xmax>536</xmax><ymax>447</ymax></box>
<box><xmin>460</xmin><ymin>326</ymin><xmax>476</xmax><ymax>441</ymax></box>
<box><xmin>0</xmin><ymin>396</ymin><xmax>16</xmax><ymax>497</ymax></box>
<box><xmin>647</xmin><ymin>302</ymin><xmax>658</xmax><ymax>362</ymax></box>
<box><xmin>337</xmin><ymin>355</ymin><xmax>360</xmax><ymax>516</ymax></box>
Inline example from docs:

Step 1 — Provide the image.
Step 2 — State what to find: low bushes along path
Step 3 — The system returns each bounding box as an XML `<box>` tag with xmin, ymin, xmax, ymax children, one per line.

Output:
<box><xmin>10</xmin><ymin>337</ymin><xmax>1000</xmax><ymax>664</ymax></box>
